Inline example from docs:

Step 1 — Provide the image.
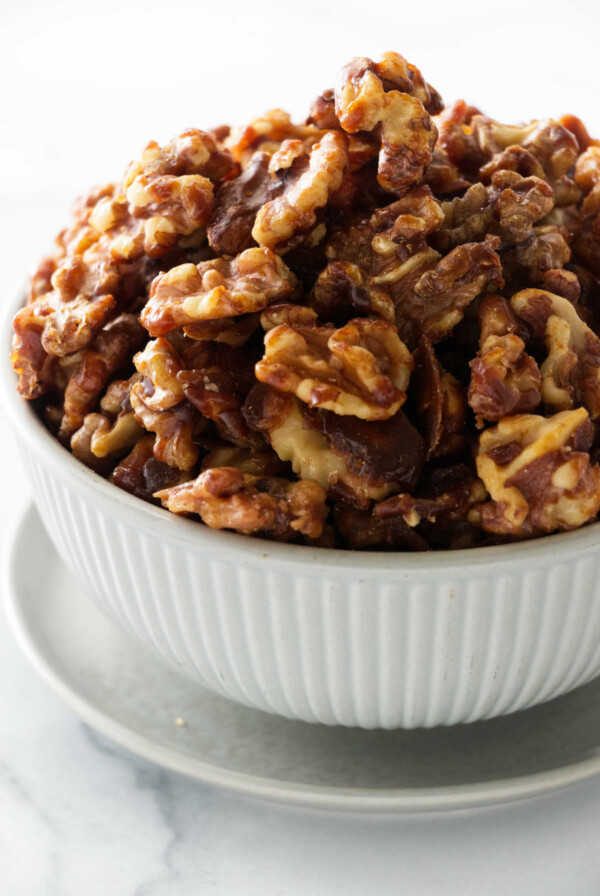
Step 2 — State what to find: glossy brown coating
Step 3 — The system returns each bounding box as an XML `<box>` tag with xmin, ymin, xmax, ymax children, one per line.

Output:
<box><xmin>13</xmin><ymin>49</ymin><xmax>600</xmax><ymax>550</ymax></box>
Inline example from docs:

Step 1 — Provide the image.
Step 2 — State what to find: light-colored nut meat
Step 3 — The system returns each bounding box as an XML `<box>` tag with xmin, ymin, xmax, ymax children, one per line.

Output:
<box><xmin>156</xmin><ymin>467</ymin><xmax>328</xmax><ymax>539</ymax></box>
<box><xmin>335</xmin><ymin>51</ymin><xmax>442</xmax><ymax>194</ymax></box>
<box><xmin>511</xmin><ymin>288</ymin><xmax>600</xmax><ymax>418</ymax></box>
<box><xmin>252</xmin><ymin>132</ymin><xmax>349</xmax><ymax>251</ymax></box>
<box><xmin>123</xmin><ymin>129</ymin><xmax>235</xmax><ymax>257</ymax></box>
<box><xmin>133</xmin><ymin>338</ymin><xmax>185</xmax><ymax>410</ymax></box>
<box><xmin>130</xmin><ymin>381</ymin><xmax>202</xmax><ymax>470</ymax></box>
<box><xmin>471</xmin><ymin>409</ymin><xmax>600</xmax><ymax>535</ymax></box>
<box><xmin>256</xmin><ymin>318</ymin><xmax>413</xmax><ymax>420</ymax></box>
<box><xmin>141</xmin><ymin>248</ymin><xmax>297</xmax><ymax>336</ymax></box>
<box><xmin>468</xmin><ymin>295</ymin><xmax>541</xmax><ymax>425</ymax></box>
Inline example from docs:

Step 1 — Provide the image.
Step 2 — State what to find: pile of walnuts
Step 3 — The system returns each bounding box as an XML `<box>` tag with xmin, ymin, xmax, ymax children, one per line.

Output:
<box><xmin>12</xmin><ymin>51</ymin><xmax>600</xmax><ymax>549</ymax></box>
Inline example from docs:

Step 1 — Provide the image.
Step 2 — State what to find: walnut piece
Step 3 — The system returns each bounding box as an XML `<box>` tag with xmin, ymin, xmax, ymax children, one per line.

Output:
<box><xmin>111</xmin><ymin>435</ymin><xmax>193</xmax><ymax>504</ymax></box>
<box><xmin>413</xmin><ymin>337</ymin><xmax>467</xmax><ymax>457</ymax></box>
<box><xmin>468</xmin><ymin>295</ymin><xmax>541</xmax><ymax>425</ymax></box>
<box><xmin>141</xmin><ymin>248</ymin><xmax>297</xmax><ymax>336</ymax></box>
<box><xmin>256</xmin><ymin>318</ymin><xmax>413</xmax><ymax>420</ymax></box>
<box><xmin>123</xmin><ymin>129</ymin><xmax>236</xmax><ymax>257</ymax></box>
<box><xmin>133</xmin><ymin>338</ymin><xmax>185</xmax><ymax>410</ymax></box>
<box><xmin>252</xmin><ymin>132</ymin><xmax>348</xmax><ymax>252</ymax></box>
<box><xmin>130</xmin><ymin>378</ymin><xmax>203</xmax><ymax>470</ymax></box>
<box><xmin>471</xmin><ymin>409</ymin><xmax>600</xmax><ymax>536</ymax></box>
<box><xmin>335</xmin><ymin>52</ymin><xmax>442</xmax><ymax>194</ymax></box>
<box><xmin>511</xmin><ymin>288</ymin><xmax>600</xmax><ymax>419</ymax></box>
<box><xmin>156</xmin><ymin>467</ymin><xmax>328</xmax><ymax>539</ymax></box>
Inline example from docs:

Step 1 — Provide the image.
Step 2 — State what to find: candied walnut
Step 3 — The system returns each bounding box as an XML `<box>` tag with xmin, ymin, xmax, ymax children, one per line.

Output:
<box><xmin>434</xmin><ymin>171</ymin><xmax>554</xmax><ymax>251</ymax></box>
<box><xmin>333</xmin><ymin>504</ymin><xmax>428</xmax><ymax>551</ymax></box>
<box><xmin>501</xmin><ymin>225</ymin><xmax>571</xmax><ymax>291</ymax></box>
<box><xmin>375</xmin><ymin>464</ymin><xmax>486</xmax><ymax>528</ymax></box>
<box><xmin>312</xmin><ymin>260</ymin><xmax>395</xmax><ymax>324</ymax></box>
<box><xmin>260</xmin><ymin>303</ymin><xmax>319</xmax><ymax>331</ymax></box>
<box><xmin>201</xmin><ymin>446</ymin><xmax>288</xmax><ymax>477</ymax></box>
<box><xmin>183</xmin><ymin>313</ymin><xmax>260</xmax><ymax>345</ymax></box>
<box><xmin>478</xmin><ymin>119</ymin><xmax>581</xmax><ymax>207</ymax></box>
<box><xmin>208</xmin><ymin>152</ymin><xmax>281</xmax><ymax>255</ymax></box>
<box><xmin>226</xmin><ymin>109</ymin><xmax>323</xmax><ymax>167</ymax></box>
<box><xmin>314</xmin><ymin>187</ymin><xmax>444</xmax><ymax>325</ymax></box>
<box><xmin>413</xmin><ymin>337</ymin><xmax>467</xmax><ymax>458</ymax></box>
<box><xmin>130</xmin><ymin>378</ymin><xmax>203</xmax><ymax>471</ymax></box>
<box><xmin>511</xmin><ymin>288</ymin><xmax>600</xmax><ymax>419</ymax></box>
<box><xmin>141</xmin><ymin>248</ymin><xmax>296</xmax><ymax>336</ymax></box>
<box><xmin>28</xmin><ymin>257</ymin><xmax>58</xmax><ymax>301</ymax></box>
<box><xmin>468</xmin><ymin>296</ymin><xmax>541</xmax><ymax>425</ymax></box>
<box><xmin>319</xmin><ymin>195</ymin><xmax>501</xmax><ymax>346</ymax></box>
<box><xmin>256</xmin><ymin>318</ymin><xmax>413</xmax><ymax>420</ymax></box>
<box><xmin>423</xmin><ymin>147</ymin><xmax>471</xmax><ymax>194</ymax></box>
<box><xmin>252</xmin><ymin>132</ymin><xmax>348</xmax><ymax>252</ymax></box>
<box><xmin>440</xmin><ymin>107</ymin><xmax>580</xmax><ymax>205</ymax></box>
<box><xmin>178</xmin><ymin>342</ymin><xmax>263</xmax><ymax>449</ymax></box>
<box><xmin>312</xmin><ymin>408</ymin><xmax>425</xmax><ymax>494</ymax></box>
<box><xmin>123</xmin><ymin>129</ymin><xmax>236</xmax><ymax>257</ymax></box>
<box><xmin>335</xmin><ymin>51</ymin><xmax>442</xmax><ymax>194</ymax></box>
<box><xmin>59</xmin><ymin>314</ymin><xmax>146</xmax><ymax>439</ymax></box>
<box><xmin>560</xmin><ymin>115</ymin><xmax>600</xmax><ymax>153</ymax></box>
<box><xmin>71</xmin><ymin>411</ymin><xmax>142</xmax><ymax>471</ymax></box>
<box><xmin>111</xmin><ymin>435</ymin><xmax>193</xmax><ymax>504</ymax></box>
<box><xmin>11</xmin><ymin>304</ymin><xmax>57</xmax><ymax>399</ymax></box>
<box><xmin>28</xmin><ymin>252</ymin><xmax>118</xmax><ymax>358</ymax></box>
<box><xmin>133</xmin><ymin>338</ymin><xmax>185</xmax><ymax>410</ymax></box>
<box><xmin>478</xmin><ymin>144</ymin><xmax>546</xmax><ymax>182</ymax></box>
<box><xmin>410</xmin><ymin>237</ymin><xmax>504</xmax><ymax>344</ymax></box>
<box><xmin>243</xmin><ymin>386</ymin><xmax>422</xmax><ymax>506</ymax></box>
<box><xmin>156</xmin><ymin>467</ymin><xmax>328</xmax><ymax>539</ymax></box>
<box><xmin>571</xmin><ymin>147</ymin><xmax>600</xmax><ymax>277</ymax></box>
<box><xmin>540</xmin><ymin>268</ymin><xmax>581</xmax><ymax>302</ymax></box>
<box><xmin>471</xmin><ymin>409</ymin><xmax>600</xmax><ymax>536</ymax></box>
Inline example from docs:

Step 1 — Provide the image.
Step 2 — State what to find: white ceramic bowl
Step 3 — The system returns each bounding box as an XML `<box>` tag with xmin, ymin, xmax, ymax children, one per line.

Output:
<box><xmin>5</xmin><ymin>290</ymin><xmax>600</xmax><ymax>729</ymax></box>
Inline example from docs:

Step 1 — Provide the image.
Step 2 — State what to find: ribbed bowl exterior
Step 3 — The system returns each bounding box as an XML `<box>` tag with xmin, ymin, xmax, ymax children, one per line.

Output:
<box><xmin>18</xmin><ymin>437</ymin><xmax>600</xmax><ymax>728</ymax></box>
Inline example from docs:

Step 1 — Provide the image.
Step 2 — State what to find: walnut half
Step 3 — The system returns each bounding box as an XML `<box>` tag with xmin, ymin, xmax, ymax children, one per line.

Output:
<box><xmin>255</xmin><ymin>318</ymin><xmax>413</xmax><ymax>420</ymax></box>
<box><xmin>471</xmin><ymin>408</ymin><xmax>600</xmax><ymax>536</ymax></box>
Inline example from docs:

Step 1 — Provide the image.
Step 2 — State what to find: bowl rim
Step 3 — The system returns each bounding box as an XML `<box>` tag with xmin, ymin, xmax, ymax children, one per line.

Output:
<box><xmin>5</xmin><ymin>282</ymin><xmax>600</xmax><ymax>576</ymax></box>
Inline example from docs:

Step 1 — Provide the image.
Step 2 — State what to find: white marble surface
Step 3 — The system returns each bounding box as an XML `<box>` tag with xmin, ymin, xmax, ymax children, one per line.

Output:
<box><xmin>3</xmin><ymin>0</ymin><xmax>600</xmax><ymax>891</ymax></box>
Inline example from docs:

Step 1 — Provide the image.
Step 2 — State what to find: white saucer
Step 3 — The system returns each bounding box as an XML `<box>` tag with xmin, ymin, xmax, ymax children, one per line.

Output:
<box><xmin>7</xmin><ymin>505</ymin><xmax>600</xmax><ymax>814</ymax></box>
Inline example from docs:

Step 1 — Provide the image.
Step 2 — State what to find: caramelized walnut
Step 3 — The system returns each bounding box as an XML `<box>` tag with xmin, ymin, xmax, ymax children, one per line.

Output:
<box><xmin>468</xmin><ymin>295</ymin><xmax>541</xmax><ymax>425</ymax></box>
<box><xmin>71</xmin><ymin>411</ymin><xmax>142</xmax><ymax>471</ymax></box>
<box><xmin>111</xmin><ymin>435</ymin><xmax>193</xmax><ymax>504</ymax></box>
<box><xmin>333</xmin><ymin>504</ymin><xmax>428</xmax><ymax>551</ymax></box>
<box><xmin>335</xmin><ymin>51</ymin><xmax>442</xmax><ymax>194</ymax></box>
<box><xmin>59</xmin><ymin>314</ymin><xmax>146</xmax><ymax>439</ymax></box>
<box><xmin>511</xmin><ymin>288</ymin><xmax>600</xmax><ymax>419</ymax></box>
<box><xmin>123</xmin><ymin>129</ymin><xmax>235</xmax><ymax>257</ymax></box>
<box><xmin>435</xmin><ymin>170</ymin><xmax>554</xmax><ymax>251</ymax></box>
<box><xmin>130</xmin><ymin>378</ymin><xmax>203</xmax><ymax>471</ymax></box>
<box><xmin>243</xmin><ymin>385</ymin><xmax>422</xmax><ymax>507</ymax></box>
<box><xmin>133</xmin><ymin>337</ymin><xmax>185</xmax><ymax>410</ymax></box>
<box><xmin>156</xmin><ymin>467</ymin><xmax>328</xmax><ymax>539</ymax></box>
<box><xmin>413</xmin><ymin>337</ymin><xmax>467</xmax><ymax>457</ymax></box>
<box><xmin>375</xmin><ymin>464</ymin><xmax>486</xmax><ymax>528</ymax></box>
<box><xmin>256</xmin><ymin>318</ymin><xmax>413</xmax><ymax>420</ymax></box>
<box><xmin>141</xmin><ymin>248</ymin><xmax>297</xmax><ymax>335</ymax></box>
<box><xmin>252</xmin><ymin>132</ymin><xmax>349</xmax><ymax>252</ymax></box>
<box><xmin>471</xmin><ymin>409</ymin><xmax>600</xmax><ymax>536</ymax></box>
<box><xmin>226</xmin><ymin>109</ymin><xmax>323</xmax><ymax>167</ymax></box>
<box><xmin>440</xmin><ymin>108</ymin><xmax>580</xmax><ymax>206</ymax></box>
<box><xmin>177</xmin><ymin>342</ymin><xmax>263</xmax><ymax>448</ymax></box>
<box><xmin>410</xmin><ymin>237</ymin><xmax>504</xmax><ymax>345</ymax></box>
<box><xmin>201</xmin><ymin>445</ymin><xmax>288</xmax><ymax>477</ymax></box>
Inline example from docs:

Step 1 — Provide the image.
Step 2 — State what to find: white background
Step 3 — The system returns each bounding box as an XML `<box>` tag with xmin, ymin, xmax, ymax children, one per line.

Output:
<box><xmin>2</xmin><ymin>0</ymin><xmax>600</xmax><ymax>892</ymax></box>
